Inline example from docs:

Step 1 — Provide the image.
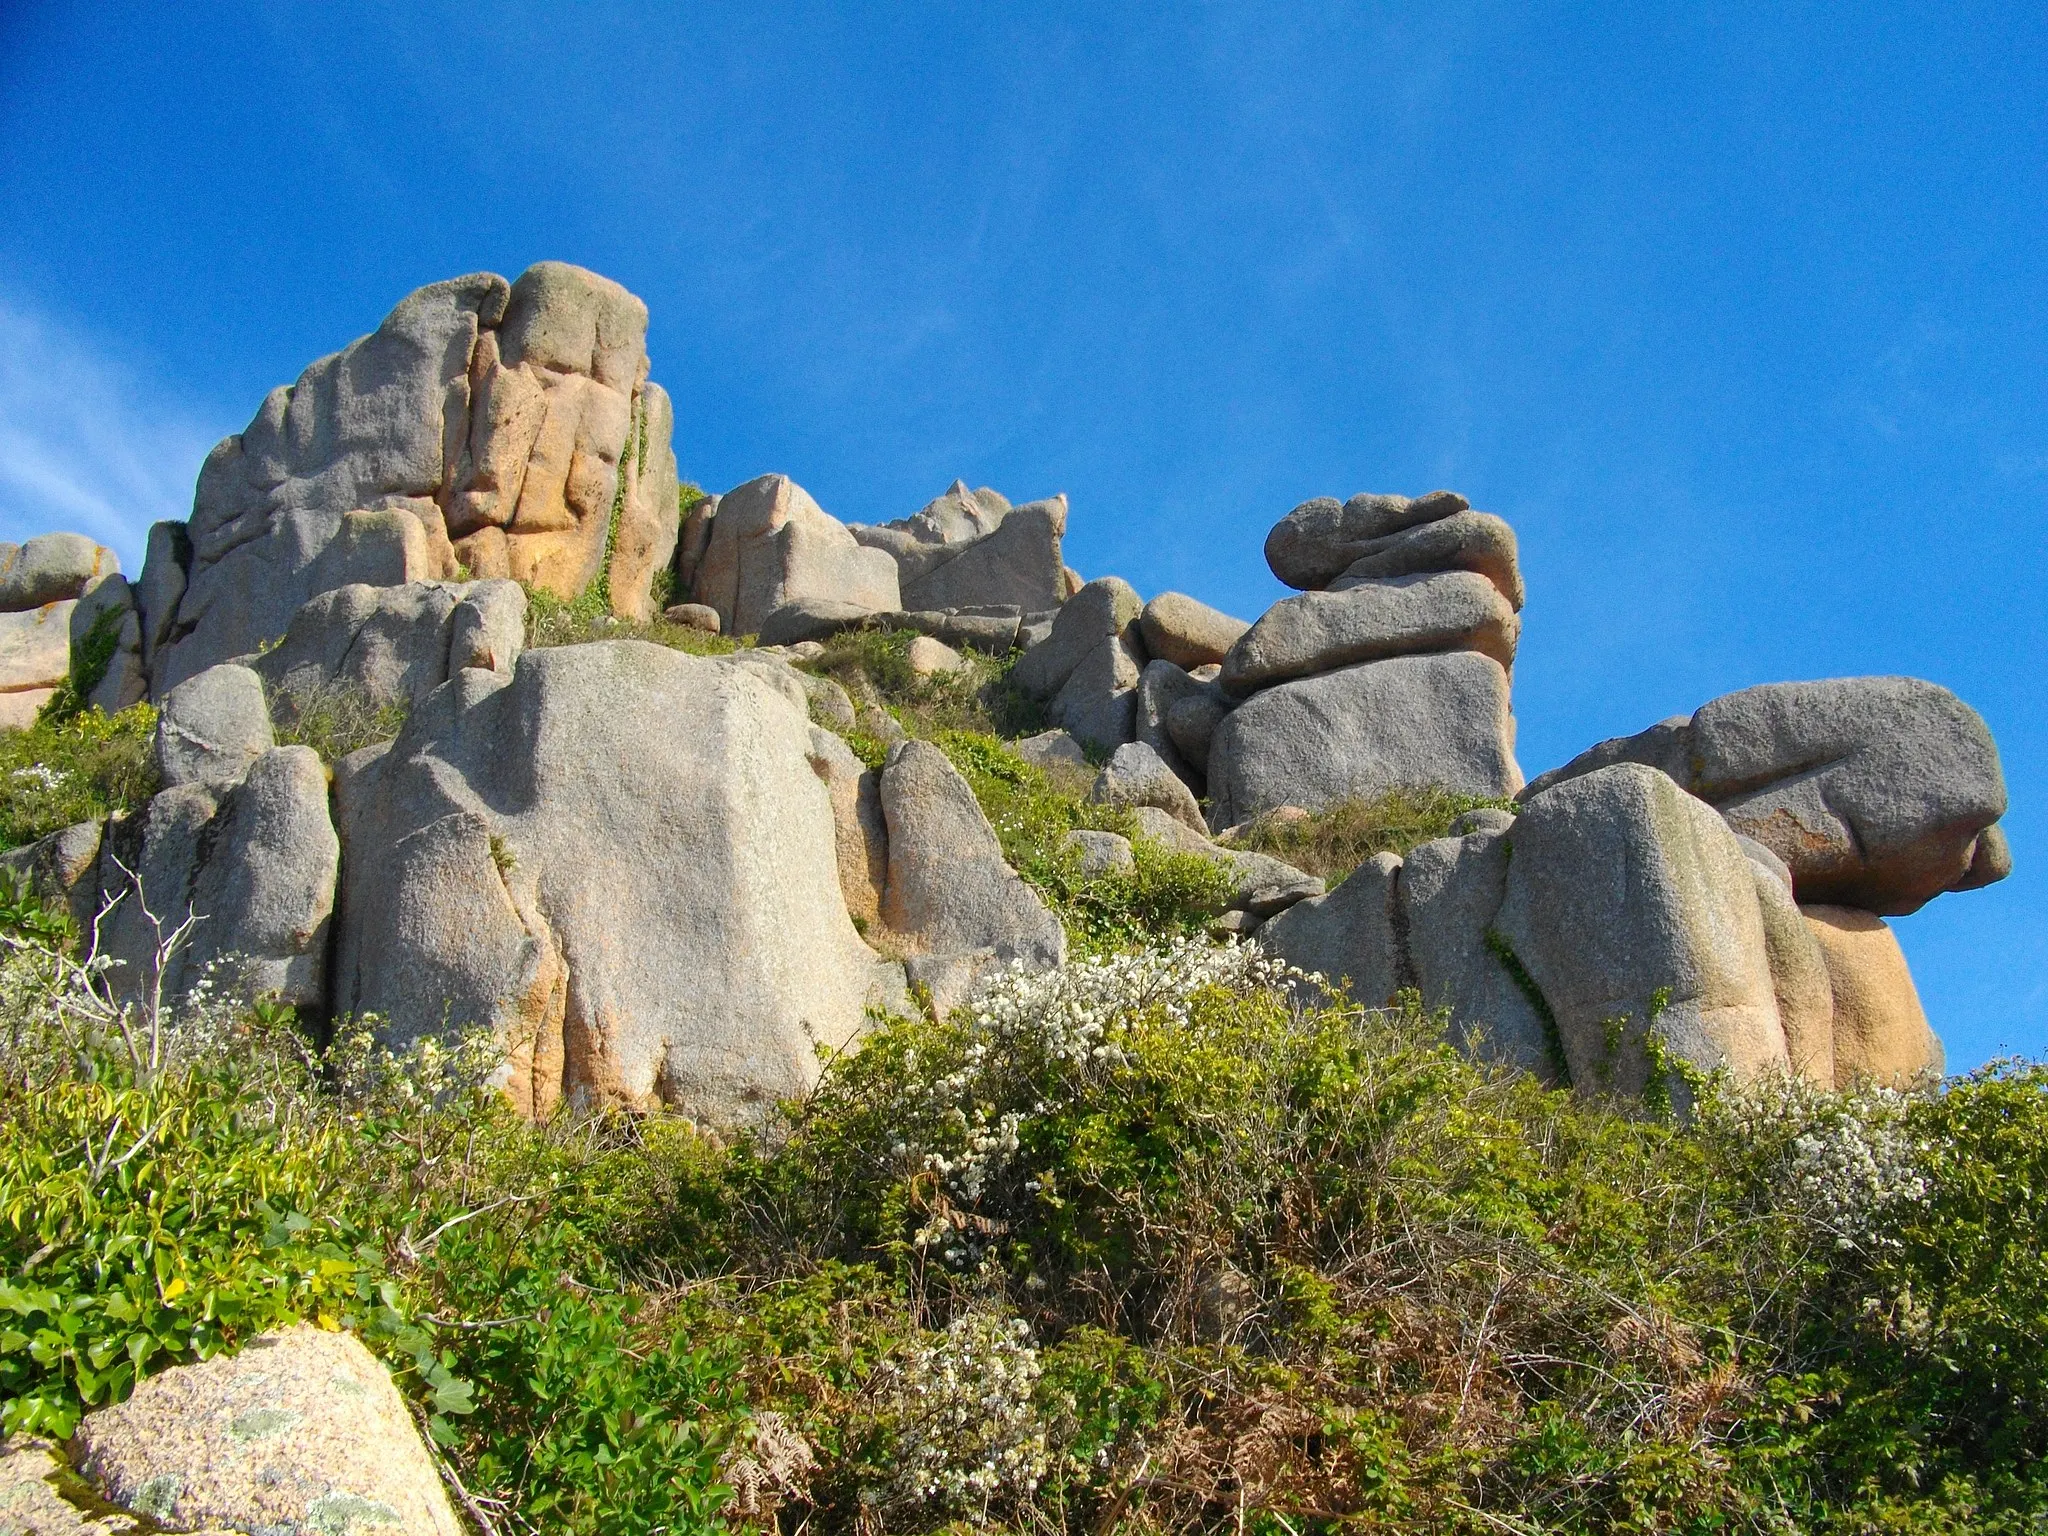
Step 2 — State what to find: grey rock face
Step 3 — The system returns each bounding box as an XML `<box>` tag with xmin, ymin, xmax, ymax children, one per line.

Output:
<box><xmin>901</xmin><ymin>498</ymin><xmax>1069</xmax><ymax>613</ymax></box>
<box><xmin>1135</xmin><ymin>659</ymin><xmax>1209</xmax><ymax>785</ymax></box>
<box><xmin>1264</xmin><ymin>490</ymin><xmax>1469</xmax><ymax>590</ymax></box>
<box><xmin>1525</xmin><ymin>677</ymin><xmax>2009</xmax><ymax>915</ymax></box>
<box><xmin>70</xmin><ymin>574</ymin><xmax>148</xmax><ymax>715</ymax></box>
<box><xmin>1138</xmin><ymin>592</ymin><xmax>1250</xmax><ymax>670</ymax></box>
<box><xmin>1327</xmin><ymin>511</ymin><xmax>1524</xmax><ymax>610</ymax></box>
<box><xmin>1494</xmin><ymin>763</ymin><xmax>1788</xmax><ymax>1102</ymax></box>
<box><xmin>72</xmin><ymin>1324</ymin><xmax>462</xmax><ymax>1536</ymax></box>
<box><xmin>334</xmin><ymin>642</ymin><xmax>894</xmax><ymax>1122</ymax></box>
<box><xmin>1049</xmin><ymin>631</ymin><xmax>1143</xmax><ymax>752</ymax></box>
<box><xmin>136</xmin><ymin>520</ymin><xmax>192</xmax><ymax>671</ymax></box>
<box><xmin>1012</xmin><ymin>577</ymin><xmax>1143</xmax><ymax>698</ymax></box>
<box><xmin>245</xmin><ymin>579</ymin><xmax>526</xmax><ymax>717</ymax></box>
<box><xmin>1220</xmin><ymin>571</ymin><xmax>1519</xmax><ymax>697</ymax></box>
<box><xmin>1064</xmin><ymin>828</ymin><xmax>1135</xmax><ymax>874</ymax></box>
<box><xmin>1090</xmin><ymin>741</ymin><xmax>1206</xmax><ymax>832</ymax></box>
<box><xmin>876</xmin><ymin>740</ymin><xmax>1065</xmax><ymax>1016</ymax></box>
<box><xmin>809</xmin><ymin>726</ymin><xmax>888</xmax><ymax>928</ymax></box>
<box><xmin>1166</xmin><ymin>687</ymin><xmax>1231</xmax><ymax>777</ymax></box>
<box><xmin>1014</xmin><ymin>728</ymin><xmax>1091</xmax><ymax>776</ymax></box>
<box><xmin>1748</xmin><ymin>861</ymin><xmax>1836</xmax><ymax>1087</ymax></box>
<box><xmin>693</xmin><ymin>474</ymin><xmax>901</xmax><ymax>637</ymax></box>
<box><xmin>756</xmin><ymin>596</ymin><xmax>886</xmax><ymax>647</ymax></box>
<box><xmin>0</xmin><ymin>532</ymin><xmax>115</xmax><ymax>611</ymax></box>
<box><xmin>97</xmin><ymin>747</ymin><xmax>338</xmax><ymax>1010</ymax></box>
<box><xmin>155</xmin><ymin>263</ymin><xmax>674</xmax><ymax>691</ymax></box>
<box><xmin>0</xmin><ymin>818</ymin><xmax>105</xmax><ymax>931</ymax></box>
<box><xmin>1257</xmin><ymin>852</ymin><xmax>1405</xmax><ymax>1006</ymax></box>
<box><xmin>1401</xmin><ymin>826</ymin><xmax>1562</xmax><ymax>1082</ymax></box>
<box><xmin>155</xmin><ymin>663</ymin><xmax>275</xmax><ymax>790</ymax></box>
<box><xmin>1207</xmin><ymin>653</ymin><xmax>1523</xmax><ymax>829</ymax></box>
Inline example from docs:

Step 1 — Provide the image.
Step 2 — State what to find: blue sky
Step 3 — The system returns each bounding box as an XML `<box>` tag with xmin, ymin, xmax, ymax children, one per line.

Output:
<box><xmin>2</xmin><ymin>1</ymin><xmax>2042</xmax><ymax>1068</ymax></box>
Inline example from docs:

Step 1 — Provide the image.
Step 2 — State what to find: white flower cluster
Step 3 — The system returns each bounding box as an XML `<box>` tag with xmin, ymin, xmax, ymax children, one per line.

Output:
<box><xmin>328</xmin><ymin>1017</ymin><xmax>505</xmax><ymax>1111</ymax></box>
<box><xmin>885</xmin><ymin>1311</ymin><xmax>1049</xmax><ymax>1511</ymax></box>
<box><xmin>903</xmin><ymin>939</ymin><xmax>1301</xmax><ymax>1263</ymax></box>
<box><xmin>1714</xmin><ymin>1074</ymin><xmax>1929</xmax><ymax>1250</ymax></box>
<box><xmin>9</xmin><ymin>764</ymin><xmax>67</xmax><ymax>792</ymax></box>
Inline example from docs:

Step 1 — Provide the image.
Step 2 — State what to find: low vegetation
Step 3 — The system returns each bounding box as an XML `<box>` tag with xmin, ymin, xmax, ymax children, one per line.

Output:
<box><xmin>3</xmin><ymin>876</ymin><xmax>2043</xmax><ymax>1534</ymax></box>
<box><xmin>1225</xmin><ymin>786</ymin><xmax>1521</xmax><ymax>879</ymax></box>
<box><xmin>522</xmin><ymin>584</ymin><xmax>743</xmax><ymax>656</ymax></box>
<box><xmin>0</xmin><ymin>704</ymin><xmax>157</xmax><ymax>852</ymax></box>
<box><xmin>269</xmin><ymin>681</ymin><xmax>412</xmax><ymax>763</ymax></box>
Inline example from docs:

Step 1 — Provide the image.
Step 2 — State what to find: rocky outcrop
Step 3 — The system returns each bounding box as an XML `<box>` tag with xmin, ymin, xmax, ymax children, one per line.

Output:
<box><xmin>873</xmin><ymin>739</ymin><xmax>1066</xmax><ymax>1017</ymax></box>
<box><xmin>0</xmin><ymin>533</ymin><xmax>134</xmax><ymax>727</ymax></box>
<box><xmin>146</xmin><ymin>263</ymin><xmax>677</xmax><ymax>694</ymax></box>
<box><xmin>1203</xmin><ymin>492</ymin><xmax>1525</xmax><ymax>828</ymax></box>
<box><xmin>1258</xmin><ymin>852</ymin><xmax>1405</xmax><ymax>1006</ymax></box>
<box><xmin>334</xmin><ymin>641</ymin><xmax>901</xmax><ymax>1122</ymax></box>
<box><xmin>691</xmin><ymin>474</ymin><xmax>900</xmax><ymax>638</ymax></box>
<box><xmin>70</xmin><ymin>1324</ymin><xmax>460</xmax><ymax>1536</ymax></box>
<box><xmin>1802</xmin><ymin>905</ymin><xmax>1943</xmax><ymax>1088</ymax></box>
<box><xmin>1089</xmin><ymin>741</ymin><xmax>1205</xmax><ymax>832</ymax></box>
<box><xmin>1138</xmin><ymin>592</ymin><xmax>1248</xmax><ymax>670</ymax></box>
<box><xmin>155</xmin><ymin>664</ymin><xmax>274</xmax><ymax>790</ymax></box>
<box><xmin>243</xmin><ymin>578</ymin><xmax>526</xmax><ymax>715</ymax></box>
<box><xmin>849</xmin><ymin>481</ymin><xmax>1069</xmax><ymax>613</ymax></box>
<box><xmin>1208</xmin><ymin>652</ymin><xmax>1521</xmax><ymax>831</ymax></box>
<box><xmin>1523</xmin><ymin>676</ymin><xmax>2009</xmax><ymax>915</ymax></box>
<box><xmin>1011</xmin><ymin>577</ymin><xmax>1149</xmax><ymax>753</ymax></box>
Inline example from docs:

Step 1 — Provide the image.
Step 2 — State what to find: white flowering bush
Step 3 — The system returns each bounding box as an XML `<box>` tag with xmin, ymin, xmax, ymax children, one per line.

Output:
<box><xmin>877</xmin><ymin>1310</ymin><xmax>1051</xmax><ymax>1514</ymax></box>
<box><xmin>1705</xmin><ymin>1073</ymin><xmax>1929</xmax><ymax>1250</ymax></box>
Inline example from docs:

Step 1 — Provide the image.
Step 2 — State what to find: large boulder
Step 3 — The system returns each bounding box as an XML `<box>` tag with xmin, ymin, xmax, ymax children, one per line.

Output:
<box><xmin>1493</xmin><ymin>763</ymin><xmax>1789</xmax><ymax>1101</ymax></box>
<box><xmin>1524</xmin><ymin>677</ymin><xmax>2009</xmax><ymax>915</ymax></box>
<box><xmin>850</xmin><ymin>482</ymin><xmax>1069</xmax><ymax>613</ymax></box>
<box><xmin>1801</xmin><ymin>905</ymin><xmax>1943</xmax><ymax>1088</ymax></box>
<box><xmin>0</xmin><ymin>601</ymin><xmax>75</xmax><ymax>729</ymax></box>
<box><xmin>151</xmin><ymin>263</ymin><xmax>675</xmax><ymax>692</ymax></box>
<box><xmin>1326</xmin><ymin>510</ymin><xmax>1524</xmax><ymax>609</ymax></box>
<box><xmin>1265</xmin><ymin>491</ymin><xmax>1470</xmax><ymax>589</ymax></box>
<box><xmin>692</xmin><ymin>474</ymin><xmax>901</xmax><ymax>637</ymax></box>
<box><xmin>71</xmin><ymin>1324</ymin><xmax>461</xmax><ymax>1536</ymax></box>
<box><xmin>154</xmin><ymin>663</ymin><xmax>274</xmax><ymax>790</ymax></box>
<box><xmin>98</xmin><ymin>746</ymin><xmax>338</xmax><ymax>1010</ymax></box>
<box><xmin>1400</xmin><ymin>823</ymin><xmax>1562</xmax><ymax>1082</ymax></box>
<box><xmin>1012</xmin><ymin>577</ymin><xmax>1143</xmax><ymax>698</ymax></box>
<box><xmin>0</xmin><ymin>532</ymin><xmax>116</xmax><ymax>610</ymax></box>
<box><xmin>875</xmin><ymin>739</ymin><xmax>1066</xmax><ymax>1016</ymax></box>
<box><xmin>0</xmin><ymin>818</ymin><xmax>105</xmax><ymax>932</ymax></box>
<box><xmin>1089</xmin><ymin>741</ymin><xmax>1205</xmax><ymax>832</ymax></box>
<box><xmin>1219</xmin><ymin>570</ymin><xmax>1519</xmax><ymax>697</ymax></box>
<box><xmin>1048</xmin><ymin>631</ymin><xmax>1144</xmax><ymax>752</ymax></box>
<box><xmin>333</xmin><ymin>642</ymin><xmax>898</xmax><ymax>1122</ymax></box>
<box><xmin>1138</xmin><ymin>591</ymin><xmax>1248</xmax><ymax>670</ymax></box>
<box><xmin>243</xmin><ymin>579</ymin><xmax>526</xmax><ymax>714</ymax></box>
<box><xmin>1749</xmin><ymin>861</ymin><xmax>1837</xmax><ymax>1087</ymax></box>
<box><xmin>1257</xmin><ymin>852</ymin><xmax>1405</xmax><ymax>1005</ymax></box>
<box><xmin>1206</xmin><ymin>652</ymin><xmax>1522</xmax><ymax>829</ymax></box>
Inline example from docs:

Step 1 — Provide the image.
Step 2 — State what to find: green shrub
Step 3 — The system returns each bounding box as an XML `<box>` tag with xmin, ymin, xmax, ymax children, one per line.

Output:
<box><xmin>269</xmin><ymin>682</ymin><xmax>410</xmax><ymax>762</ymax></box>
<box><xmin>36</xmin><ymin>604</ymin><xmax>127</xmax><ymax>726</ymax></box>
<box><xmin>802</xmin><ymin>627</ymin><xmax>1031</xmax><ymax>740</ymax></box>
<box><xmin>524</xmin><ymin>583</ymin><xmax>740</xmax><ymax>656</ymax></box>
<box><xmin>0</xmin><ymin>704</ymin><xmax>158</xmax><ymax>852</ymax></box>
<box><xmin>1226</xmin><ymin>784</ymin><xmax>1521</xmax><ymax>878</ymax></box>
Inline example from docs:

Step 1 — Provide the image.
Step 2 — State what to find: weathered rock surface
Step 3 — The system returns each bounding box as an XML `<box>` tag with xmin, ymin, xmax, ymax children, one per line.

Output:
<box><xmin>1525</xmin><ymin>677</ymin><xmax>2009</xmax><ymax>915</ymax></box>
<box><xmin>850</xmin><ymin>483</ymin><xmax>1069</xmax><ymax>614</ymax></box>
<box><xmin>0</xmin><ymin>819</ymin><xmax>105</xmax><ymax>932</ymax></box>
<box><xmin>809</xmin><ymin>726</ymin><xmax>887</xmax><ymax>929</ymax></box>
<box><xmin>0</xmin><ymin>532</ymin><xmax>116</xmax><ymax>611</ymax></box>
<box><xmin>1013</xmin><ymin>577</ymin><xmax>1142</xmax><ymax>699</ymax></box>
<box><xmin>1258</xmin><ymin>852</ymin><xmax>1405</xmax><ymax>1006</ymax></box>
<box><xmin>1327</xmin><ymin>511</ymin><xmax>1525</xmax><ymax>609</ymax></box>
<box><xmin>154</xmin><ymin>664</ymin><xmax>274</xmax><ymax>790</ymax></box>
<box><xmin>1494</xmin><ymin>764</ymin><xmax>1788</xmax><ymax>1101</ymax></box>
<box><xmin>1048</xmin><ymin>631</ymin><xmax>1144</xmax><ymax>752</ymax></box>
<box><xmin>1750</xmin><ymin>861</ymin><xmax>1836</xmax><ymax>1087</ymax></box>
<box><xmin>70</xmin><ymin>575</ymin><xmax>149</xmax><ymax>715</ymax></box>
<box><xmin>1207</xmin><ymin>653</ymin><xmax>1522</xmax><ymax>829</ymax></box>
<box><xmin>71</xmin><ymin>1324</ymin><xmax>461</xmax><ymax>1536</ymax></box>
<box><xmin>1401</xmin><ymin>824</ymin><xmax>1562</xmax><ymax>1082</ymax></box>
<box><xmin>876</xmin><ymin>740</ymin><xmax>1065</xmax><ymax>1016</ymax></box>
<box><xmin>1138</xmin><ymin>592</ymin><xmax>1248</xmax><ymax>670</ymax></box>
<box><xmin>906</xmin><ymin>635</ymin><xmax>967</xmax><ymax>677</ymax></box>
<box><xmin>244</xmin><ymin>579</ymin><xmax>526</xmax><ymax>715</ymax></box>
<box><xmin>1014</xmin><ymin>728</ymin><xmax>1091</xmax><ymax>776</ymax></box>
<box><xmin>1064</xmin><ymin>828</ymin><xmax>1135</xmax><ymax>874</ymax></box>
<box><xmin>664</xmin><ymin>601</ymin><xmax>722</xmax><ymax>633</ymax></box>
<box><xmin>1090</xmin><ymin>741</ymin><xmax>1205</xmax><ymax>832</ymax></box>
<box><xmin>99</xmin><ymin>746</ymin><xmax>338</xmax><ymax>1010</ymax></box>
<box><xmin>334</xmin><ymin>642</ymin><xmax>896</xmax><ymax>1121</ymax></box>
<box><xmin>693</xmin><ymin>474</ymin><xmax>900</xmax><ymax>638</ymax></box>
<box><xmin>1264</xmin><ymin>490</ymin><xmax>1473</xmax><ymax>590</ymax></box>
<box><xmin>1220</xmin><ymin>571</ymin><xmax>1519</xmax><ymax>697</ymax></box>
<box><xmin>1135</xmin><ymin>660</ymin><xmax>1207</xmax><ymax>784</ymax></box>
<box><xmin>1802</xmin><ymin>905</ymin><xmax>1942</xmax><ymax>1088</ymax></box>
<box><xmin>151</xmin><ymin>263</ymin><xmax>675</xmax><ymax>693</ymax></box>
<box><xmin>0</xmin><ymin>601</ymin><xmax>76</xmax><ymax>728</ymax></box>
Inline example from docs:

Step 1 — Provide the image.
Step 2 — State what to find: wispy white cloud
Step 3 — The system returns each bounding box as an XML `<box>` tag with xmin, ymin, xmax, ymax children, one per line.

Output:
<box><xmin>0</xmin><ymin>293</ymin><xmax>218</xmax><ymax>572</ymax></box>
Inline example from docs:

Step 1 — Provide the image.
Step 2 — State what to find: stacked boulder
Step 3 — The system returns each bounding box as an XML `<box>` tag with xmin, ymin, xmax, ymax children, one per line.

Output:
<box><xmin>0</xmin><ymin>533</ymin><xmax>144</xmax><ymax>726</ymax></box>
<box><xmin>1206</xmin><ymin>491</ymin><xmax>1525</xmax><ymax>829</ymax></box>
<box><xmin>140</xmin><ymin>261</ymin><xmax>680</xmax><ymax>694</ymax></box>
<box><xmin>1261</xmin><ymin>674</ymin><xmax>2008</xmax><ymax>1096</ymax></box>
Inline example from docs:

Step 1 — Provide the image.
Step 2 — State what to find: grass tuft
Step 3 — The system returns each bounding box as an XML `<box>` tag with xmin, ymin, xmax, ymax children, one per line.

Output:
<box><xmin>1225</xmin><ymin>784</ymin><xmax>1520</xmax><ymax>878</ymax></box>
